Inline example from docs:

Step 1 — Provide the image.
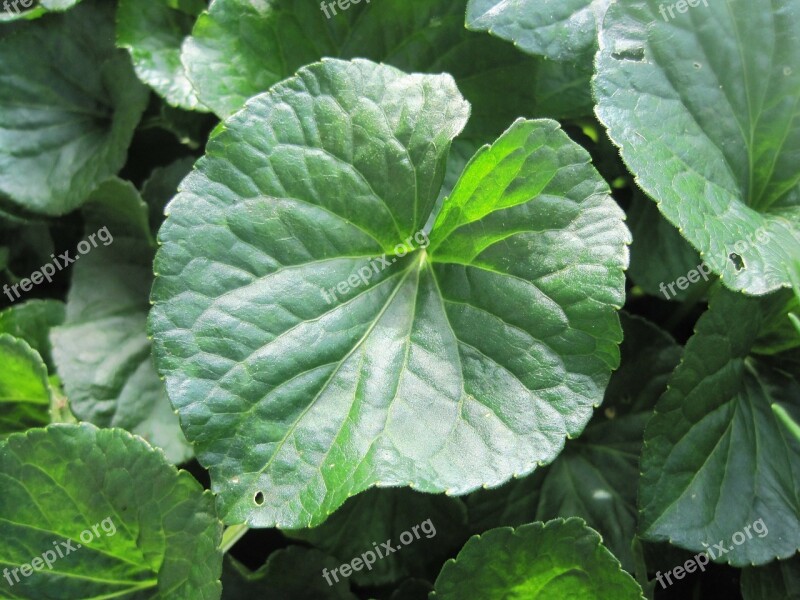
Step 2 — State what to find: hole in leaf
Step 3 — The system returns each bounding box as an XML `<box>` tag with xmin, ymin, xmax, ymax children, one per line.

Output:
<box><xmin>729</xmin><ymin>253</ymin><xmax>746</xmax><ymax>271</ymax></box>
<box><xmin>254</xmin><ymin>491</ymin><xmax>265</xmax><ymax>505</ymax></box>
<box><xmin>612</xmin><ymin>47</ymin><xmax>645</xmax><ymax>61</ymax></box>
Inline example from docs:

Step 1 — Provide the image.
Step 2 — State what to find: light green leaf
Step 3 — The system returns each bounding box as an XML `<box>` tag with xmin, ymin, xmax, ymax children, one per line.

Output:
<box><xmin>181</xmin><ymin>0</ymin><xmax>592</xmax><ymax>131</ymax></box>
<box><xmin>51</xmin><ymin>178</ymin><xmax>191</xmax><ymax>464</ymax></box>
<box><xmin>0</xmin><ymin>299</ymin><xmax>64</xmax><ymax>371</ymax></box>
<box><xmin>285</xmin><ymin>488</ymin><xmax>468</xmax><ymax>586</ymax></box>
<box><xmin>0</xmin><ymin>0</ymin><xmax>149</xmax><ymax>215</ymax></box>
<box><xmin>0</xmin><ymin>334</ymin><xmax>51</xmax><ymax>437</ymax></box>
<box><xmin>0</xmin><ymin>423</ymin><xmax>222</xmax><ymax>599</ymax></box>
<box><xmin>149</xmin><ymin>59</ymin><xmax>629</xmax><ymax>528</ymax></box>
<box><xmin>117</xmin><ymin>0</ymin><xmax>208</xmax><ymax>111</ymax></box>
<box><xmin>742</xmin><ymin>555</ymin><xmax>800</xmax><ymax>600</ymax></box>
<box><xmin>594</xmin><ymin>0</ymin><xmax>800</xmax><ymax>295</ymax></box>
<box><xmin>220</xmin><ymin>549</ymin><xmax>357</xmax><ymax>600</ymax></box>
<box><xmin>465</xmin><ymin>0</ymin><xmax>610</xmax><ymax>61</ymax></box>
<box><xmin>639</xmin><ymin>288</ymin><xmax>800</xmax><ymax>566</ymax></box>
<box><xmin>431</xmin><ymin>518</ymin><xmax>644</xmax><ymax>599</ymax></box>
<box><xmin>466</xmin><ymin>313</ymin><xmax>682</xmax><ymax>571</ymax></box>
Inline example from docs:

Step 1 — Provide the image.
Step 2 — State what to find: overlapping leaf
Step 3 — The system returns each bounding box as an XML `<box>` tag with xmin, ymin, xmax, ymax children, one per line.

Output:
<box><xmin>181</xmin><ymin>0</ymin><xmax>592</xmax><ymax>135</ymax></box>
<box><xmin>0</xmin><ymin>334</ymin><xmax>51</xmax><ymax>437</ymax></box>
<box><xmin>0</xmin><ymin>0</ymin><xmax>149</xmax><ymax>215</ymax></box>
<box><xmin>431</xmin><ymin>519</ymin><xmax>644</xmax><ymax>598</ymax></box>
<box><xmin>50</xmin><ymin>178</ymin><xmax>191</xmax><ymax>464</ymax></box>
<box><xmin>0</xmin><ymin>424</ymin><xmax>222</xmax><ymax>599</ymax></box>
<box><xmin>117</xmin><ymin>0</ymin><xmax>208</xmax><ymax>110</ymax></box>
<box><xmin>640</xmin><ymin>289</ymin><xmax>800</xmax><ymax>566</ymax></box>
<box><xmin>595</xmin><ymin>0</ymin><xmax>800</xmax><ymax>295</ymax></box>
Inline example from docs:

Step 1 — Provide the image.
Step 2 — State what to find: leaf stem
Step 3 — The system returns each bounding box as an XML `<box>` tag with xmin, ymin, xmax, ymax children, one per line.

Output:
<box><xmin>220</xmin><ymin>523</ymin><xmax>249</xmax><ymax>554</ymax></box>
<box><xmin>772</xmin><ymin>404</ymin><xmax>800</xmax><ymax>442</ymax></box>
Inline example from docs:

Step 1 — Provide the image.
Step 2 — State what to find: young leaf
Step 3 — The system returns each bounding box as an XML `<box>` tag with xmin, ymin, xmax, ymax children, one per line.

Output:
<box><xmin>0</xmin><ymin>299</ymin><xmax>65</xmax><ymax>371</ymax></box>
<box><xmin>0</xmin><ymin>0</ymin><xmax>149</xmax><ymax>215</ymax></box>
<box><xmin>594</xmin><ymin>0</ymin><xmax>800</xmax><ymax>295</ymax></box>
<box><xmin>466</xmin><ymin>0</ymin><xmax>611</xmax><ymax>61</ymax></box>
<box><xmin>50</xmin><ymin>178</ymin><xmax>191</xmax><ymax>464</ymax></box>
<box><xmin>221</xmin><ymin>549</ymin><xmax>357</xmax><ymax>600</ymax></box>
<box><xmin>466</xmin><ymin>313</ymin><xmax>682</xmax><ymax>571</ymax></box>
<box><xmin>117</xmin><ymin>0</ymin><xmax>209</xmax><ymax>111</ymax></box>
<box><xmin>149</xmin><ymin>58</ymin><xmax>630</xmax><ymax>528</ymax></box>
<box><xmin>640</xmin><ymin>289</ymin><xmax>800</xmax><ymax>566</ymax></box>
<box><xmin>181</xmin><ymin>0</ymin><xmax>593</xmax><ymax>132</ymax></box>
<box><xmin>430</xmin><ymin>518</ymin><xmax>644</xmax><ymax>598</ymax></box>
<box><xmin>285</xmin><ymin>488</ymin><xmax>468</xmax><ymax>586</ymax></box>
<box><xmin>0</xmin><ymin>423</ymin><xmax>222</xmax><ymax>599</ymax></box>
<box><xmin>741</xmin><ymin>555</ymin><xmax>800</xmax><ymax>600</ymax></box>
<box><xmin>0</xmin><ymin>334</ymin><xmax>51</xmax><ymax>437</ymax></box>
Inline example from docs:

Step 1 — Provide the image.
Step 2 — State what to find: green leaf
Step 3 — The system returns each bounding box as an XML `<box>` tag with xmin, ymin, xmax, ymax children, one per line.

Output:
<box><xmin>181</xmin><ymin>0</ymin><xmax>592</xmax><ymax>132</ymax></box>
<box><xmin>285</xmin><ymin>488</ymin><xmax>468</xmax><ymax>586</ymax></box>
<box><xmin>51</xmin><ymin>178</ymin><xmax>191</xmax><ymax>464</ymax></box>
<box><xmin>220</xmin><ymin>549</ymin><xmax>357</xmax><ymax>600</ymax></box>
<box><xmin>0</xmin><ymin>299</ymin><xmax>65</xmax><ymax>371</ymax></box>
<box><xmin>0</xmin><ymin>334</ymin><xmax>51</xmax><ymax>437</ymax></box>
<box><xmin>594</xmin><ymin>0</ymin><xmax>800</xmax><ymax>295</ymax></box>
<box><xmin>430</xmin><ymin>518</ymin><xmax>644</xmax><ymax>599</ymax></box>
<box><xmin>466</xmin><ymin>313</ymin><xmax>682</xmax><ymax>571</ymax></box>
<box><xmin>142</xmin><ymin>156</ymin><xmax>196</xmax><ymax>234</ymax></box>
<box><xmin>0</xmin><ymin>0</ymin><xmax>79</xmax><ymax>23</ymax></box>
<box><xmin>149</xmin><ymin>58</ymin><xmax>629</xmax><ymax>528</ymax></box>
<box><xmin>627</xmin><ymin>190</ymin><xmax>704</xmax><ymax>302</ymax></box>
<box><xmin>742</xmin><ymin>555</ymin><xmax>800</xmax><ymax>600</ymax></box>
<box><xmin>117</xmin><ymin>0</ymin><xmax>208</xmax><ymax>111</ymax></box>
<box><xmin>639</xmin><ymin>288</ymin><xmax>800</xmax><ymax>566</ymax></box>
<box><xmin>466</xmin><ymin>0</ymin><xmax>610</xmax><ymax>61</ymax></box>
<box><xmin>0</xmin><ymin>0</ymin><xmax>149</xmax><ymax>215</ymax></box>
<box><xmin>0</xmin><ymin>423</ymin><xmax>222</xmax><ymax>599</ymax></box>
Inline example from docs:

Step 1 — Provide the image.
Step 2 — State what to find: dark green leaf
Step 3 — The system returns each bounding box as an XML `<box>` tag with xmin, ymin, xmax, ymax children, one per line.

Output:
<box><xmin>0</xmin><ymin>299</ymin><xmax>64</xmax><ymax>371</ymax></box>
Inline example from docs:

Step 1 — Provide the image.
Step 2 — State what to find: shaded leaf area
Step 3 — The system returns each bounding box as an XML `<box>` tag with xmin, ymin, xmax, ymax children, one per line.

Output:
<box><xmin>741</xmin><ymin>555</ymin><xmax>800</xmax><ymax>600</ymax></box>
<box><xmin>595</xmin><ymin>0</ymin><xmax>800</xmax><ymax>294</ymax></box>
<box><xmin>466</xmin><ymin>313</ymin><xmax>681</xmax><ymax>570</ymax></box>
<box><xmin>149</xmin><ymin>59</ymin><xmax>629</xmax><ymax>528</ymax></box>
<box><xmin>0</xmin><ymin>424</ymin><xmax>222</xmax><ymax>599</ymax></box>
<box><xmin>0</xmin><ymin>0</ymin><xmax>149</xmax><ymax>215</ymax></box>
<box><xmin>51</xmin><ymin>179</ymin><xmax>191</xmax><ymax>464</ymax></box>
<box><xmin>221</xmin><ymin>548</ymin><xmax>357</xmax><ymax>600</ymax></box>
<box><xmin>285</xmin><ymin>487</ymin><xmax>468</xmax><ymax>587</ymax></box>
<box><xmin>431</xmin><ymin>519</ymin><xmax>644</xmax><ymax>599</ymax></box>
<box><xmin>640</xmin><ymin>288</ymin><xmax>800</xmax><ymax>566</ymax></box>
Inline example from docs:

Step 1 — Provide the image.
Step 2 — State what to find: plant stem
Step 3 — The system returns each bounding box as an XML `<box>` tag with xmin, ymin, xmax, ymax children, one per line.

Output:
<box><xmin>220</xmin><ymin>523</ymin><xmax>249</xmax><ymax>554</ymax></box>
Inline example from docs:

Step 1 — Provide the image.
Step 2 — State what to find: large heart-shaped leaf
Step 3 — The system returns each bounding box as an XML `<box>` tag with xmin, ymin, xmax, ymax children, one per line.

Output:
<box><xmin>0</xmin><ymin>423</ymin><xmax>222</xmax><ymax>599</ymax></box>
<box><xmin>640</xmin><ymin>288</ymin><xmax>800</xmax><ymax>566</ymax></box>
<box><xmin>465</xmin><ymin>0</ymin><xmax>611</xmax><ymax>61</ymax></box>
<box><xmin>149</xmin><ymin>58</ymin><xmax>630</xmax><ymax>528</ymax></box>
<box><xmin>431</xmin><ymin>518</ymin><xmax>644</xmax><ymax>599</ymax></box>
<box><xmin>594</xmin><ymin>0</ymin><xmax>800</xmax><ymax>295</ymax></box>
<box><xmin>181</xmin><ymin>0</ymin><xmax>592</xmax><ymax>132</ymax></box>
<box><xmin>117</xmin><ymin>0</ymin><xmax>208</xmax><ymax>111</ymax></box>
<box><xmin>0</xmin><ymin>0</ymin><xmax>149</xmax><ymax>215</ymax></box>
<box><xmin>466</xmin><ymin>313</ymin><xmax>682</xmax><ymax>571</ymax></box>
<box><xmin>0</xmin><ymin>334</ymin><xmax>51</xmax><ymax>437</ymax></box>
<box><xmin>50</xmin><ymin>178</ymin><xmax>191</xmax><ymax>464</ymax></box>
